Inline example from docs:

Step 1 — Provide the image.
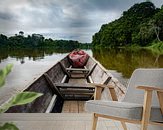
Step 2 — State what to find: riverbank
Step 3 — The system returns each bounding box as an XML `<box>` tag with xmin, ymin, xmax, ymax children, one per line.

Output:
<box><xmin>93</xmin><ymin>41</ymin><xmax>163</xmax><ymax>55</ymax></box>
<box><xmin>146</xmin><ymin>41</ymin><xmax>163</xmax><ymax>54</ymax></box>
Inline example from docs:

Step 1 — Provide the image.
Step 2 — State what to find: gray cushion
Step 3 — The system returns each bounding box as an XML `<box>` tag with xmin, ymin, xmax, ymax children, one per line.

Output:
<box><xmin>85</xmin><ymin>100</ymin><xmax>163</xmax><ymax>122</ymax></box>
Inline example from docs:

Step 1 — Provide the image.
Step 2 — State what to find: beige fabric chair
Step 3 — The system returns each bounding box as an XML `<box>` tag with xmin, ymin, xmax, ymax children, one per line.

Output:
<box><xmin>85</xmin><ymin>68</ymin><xmax>163</xmax><ymax>130</ymax></box>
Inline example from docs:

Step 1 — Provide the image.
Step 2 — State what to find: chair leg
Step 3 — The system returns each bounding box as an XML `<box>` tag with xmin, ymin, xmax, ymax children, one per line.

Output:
<box><xmin>92</xmin><ymin>113</ymin><xmax>98</xmax><ymax>130</ymax></box>
<box><xmin>141</xmin><ymin>90</ymin><xmax>152</xmax><ymax>130</ymax></box>
<box><xmin>141</xmin><ymin>123</ymin><xmax>148</xmax><ymax>130</ymax></box>
<box><xmin>121</xmin><ymin>121</ymin><xmax>127</xmax><ymax>130</ymax></box>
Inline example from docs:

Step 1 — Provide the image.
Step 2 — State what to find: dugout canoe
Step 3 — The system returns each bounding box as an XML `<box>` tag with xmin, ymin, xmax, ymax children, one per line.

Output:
<box><xmin>6</xmin><ymin>51</ymin><xmax>126</xmax><ymax>113</ymax></box>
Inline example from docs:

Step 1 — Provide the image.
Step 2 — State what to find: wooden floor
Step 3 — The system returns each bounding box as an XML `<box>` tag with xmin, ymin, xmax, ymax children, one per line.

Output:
<box><xmin>0</xmin><ymin>113</ymin><xmax>141</xmax><ymax>130</ymax></box>
<box><xmin>62</xmin><ymin>101</ymin><xmax>86</xmax><ymax>113</ymax></box>
<box><xmin>68</xmin><ymin>78</ymin><xmax>87</xmax><ymax>84</ymax></box>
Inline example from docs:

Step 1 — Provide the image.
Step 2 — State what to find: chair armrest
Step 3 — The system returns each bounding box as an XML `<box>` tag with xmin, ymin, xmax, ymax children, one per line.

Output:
<box><xmin>89</xmin><ymin>83</ymin><xmax>115</xmax><ymax>89</ymax></box>
<box><xmin>137</xmin><ymin>86</ymin><xmax>163</xmax><ymax>92</ymax></box>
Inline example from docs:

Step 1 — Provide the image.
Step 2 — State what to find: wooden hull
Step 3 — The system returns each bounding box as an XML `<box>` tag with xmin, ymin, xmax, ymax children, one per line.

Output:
<box><xmin>6</xmin><ymin>53</ymin><xmax>126</xmax><ymax>113</ymax></box>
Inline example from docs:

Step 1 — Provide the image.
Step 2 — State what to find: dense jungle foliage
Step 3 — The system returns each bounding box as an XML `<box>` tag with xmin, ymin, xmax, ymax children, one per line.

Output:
<box><xmin>92</xmin><ymin>1</ymin><xmax>163</xmax><ymax>48</ymax></box>
<box><xmin>0</xmin><ymin>32</ymin><xmax>90</xmax><ymax>49</ymax></box>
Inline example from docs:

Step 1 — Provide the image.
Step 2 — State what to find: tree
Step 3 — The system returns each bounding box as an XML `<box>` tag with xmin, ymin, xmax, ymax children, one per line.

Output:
<box><xmin>19</xmin><ymin>31</ymin><xmax>24</xmax><ymax>36</ymax></box>
<box><xmin>148</xmin><ymin>20</ymin><xmax>161</xmax><ymax>41</ymax></box>
<box><xmin>153</xmin><ymin>8</ymin><xmax>163</xmax><ymax>41</ymax></box>
<box><xmin>0</xmin><ymin>32</ymin><xmax>89</xmax><ymax>49</ymax></box>
<box><xmin>92</xmin><ymin>1</ymin><xmax>158</xmax><ymax>47</ymax></box>
<box><xmin>0</xmin><ymin>34</ymin><xmax>8</xmax><ymax>46</ymax></box>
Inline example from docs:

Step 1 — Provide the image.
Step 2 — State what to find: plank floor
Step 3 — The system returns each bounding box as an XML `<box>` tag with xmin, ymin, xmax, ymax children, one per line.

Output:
<box><xmin>68</xmin><ymin>78</ymin><xmax>87</xmax><ymax>84</ymax></box>
<box><xmin>62</xmin><ymin>101</ymin><xmax>86</xmax><ymax>113</ymax></box>
<box><xmin>0</xmin><ymin>113</ymin><xmax>141</xmax><ymax>130</ymax></box>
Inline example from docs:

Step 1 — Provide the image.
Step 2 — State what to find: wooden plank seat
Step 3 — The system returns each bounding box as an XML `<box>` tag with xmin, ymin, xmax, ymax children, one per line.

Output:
<box><xmin>66</xmin><ymin>68</ymin><xmax>90</xmax><ymax>74</ymax></box>
<box><xmin>60</xmin><ymin>89</ymin><xmax>94</xmax><ymax>94</ymax></box>
<box><xmin>60</xmin><ymin>62</ymin><xmax>89</xmax><ymax>72</ymax></box>
<box><xmin>54</xmin><ymin>83</ymin><xmax>95</xmax><ymax>89</ymax></box>
<box><xmin>67</xmin><ymin>67</ymin><xmax>90</xmax><ymax>79</ymax></box>
<box><xmin>44</xmin><ymin>72</ymin><xmax>95</xmax><ymax>100</ymax></box>
<box><xmin>55</xmin><ymin>83</ymin><xmax>95</xmax><ymax>100</ymax></box>
<box><xmin>54</xmin><ymin>75</ymin><xmax>112</xmax><ymax>100</ymax></box>
<box><xmin>59</xmin><ymin>61</ymin><xmax>98</xmax><ymax>78</ymax></box>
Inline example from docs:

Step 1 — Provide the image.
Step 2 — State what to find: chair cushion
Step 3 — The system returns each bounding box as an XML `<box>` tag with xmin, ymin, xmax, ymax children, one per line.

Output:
<box><xmin>85</xmin><ymin>100</ymin><xmax>163</xmax><ymax>122</ymax></box>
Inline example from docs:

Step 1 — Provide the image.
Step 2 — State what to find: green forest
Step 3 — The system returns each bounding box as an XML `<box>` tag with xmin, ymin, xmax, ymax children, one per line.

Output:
<box><xmin>0</xmin><ymin>32</ymin><xmax>90</xmax><ymax>49</ymax></box>
<box><xmin>92</xmin><ymin>1</ymin><xmax>163</xmax><ymax>49</ymax></box>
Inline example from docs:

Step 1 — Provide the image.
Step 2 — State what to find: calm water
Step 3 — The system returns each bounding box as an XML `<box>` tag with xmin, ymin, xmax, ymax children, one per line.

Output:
<box><xmin>0</xmin><ymin>48</ymin><xmax>163</xmax><ymax>104</ymax></box>
<box><xmin>92</xmin><ymin>48</ymin><xmax>163</xmax><ymax>78</ymax></box>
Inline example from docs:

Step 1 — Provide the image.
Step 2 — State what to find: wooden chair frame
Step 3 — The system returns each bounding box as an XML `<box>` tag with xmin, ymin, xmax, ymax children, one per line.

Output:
<box><xmin>91</xmin><ymin>84</ymin><xmax>163</xmax><ymax>130</ymax></box>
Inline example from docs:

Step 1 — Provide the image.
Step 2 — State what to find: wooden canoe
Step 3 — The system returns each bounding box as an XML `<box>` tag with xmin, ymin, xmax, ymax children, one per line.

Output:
<box><xmin>6</xmin><ymin>52</ymin><xmax>126</xmax><ymax>113</ymax></box>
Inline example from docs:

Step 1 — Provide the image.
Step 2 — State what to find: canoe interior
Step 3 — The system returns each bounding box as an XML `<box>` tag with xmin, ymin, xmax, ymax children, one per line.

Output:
<box><xmin>6</xmin><ymin>54</ymin><xmax>126</xmax><ymax>113</ymax></box>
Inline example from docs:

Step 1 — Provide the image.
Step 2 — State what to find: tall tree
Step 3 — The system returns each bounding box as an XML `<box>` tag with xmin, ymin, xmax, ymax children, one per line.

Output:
<box><xmin>19</xmin><ymin>31</ymin><xmax>24</xmax><ymax>36</ymax></box>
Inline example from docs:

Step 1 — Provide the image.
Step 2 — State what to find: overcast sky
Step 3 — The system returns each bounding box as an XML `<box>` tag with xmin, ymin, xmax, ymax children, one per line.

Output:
<box><xmin>0</xmin><ymin>0</ymin><xmax>162</xmax><ymax>43</ymax></box>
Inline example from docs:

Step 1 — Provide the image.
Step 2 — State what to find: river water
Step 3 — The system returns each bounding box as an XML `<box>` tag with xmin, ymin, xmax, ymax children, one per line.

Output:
<box><xmin>0</xmin><ymin>48</ymin><xmax>163</xmax><ymax>104</ymax></box>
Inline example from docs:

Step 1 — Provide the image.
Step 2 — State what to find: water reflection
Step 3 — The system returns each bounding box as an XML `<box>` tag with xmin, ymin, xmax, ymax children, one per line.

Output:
<box><xmin>0</xmin><ymin>48</ymin><xmax>163</xmax><ymax>78</ymax></box>
<box><xmin>92</xmin><ymin>48</ymin><xmax>163</xmax><ymax>78</ymax></box>
<box><xmin>0</xmin><ymin>48</ymin><xmax>72</xmax><ymax>64</ymax></box>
